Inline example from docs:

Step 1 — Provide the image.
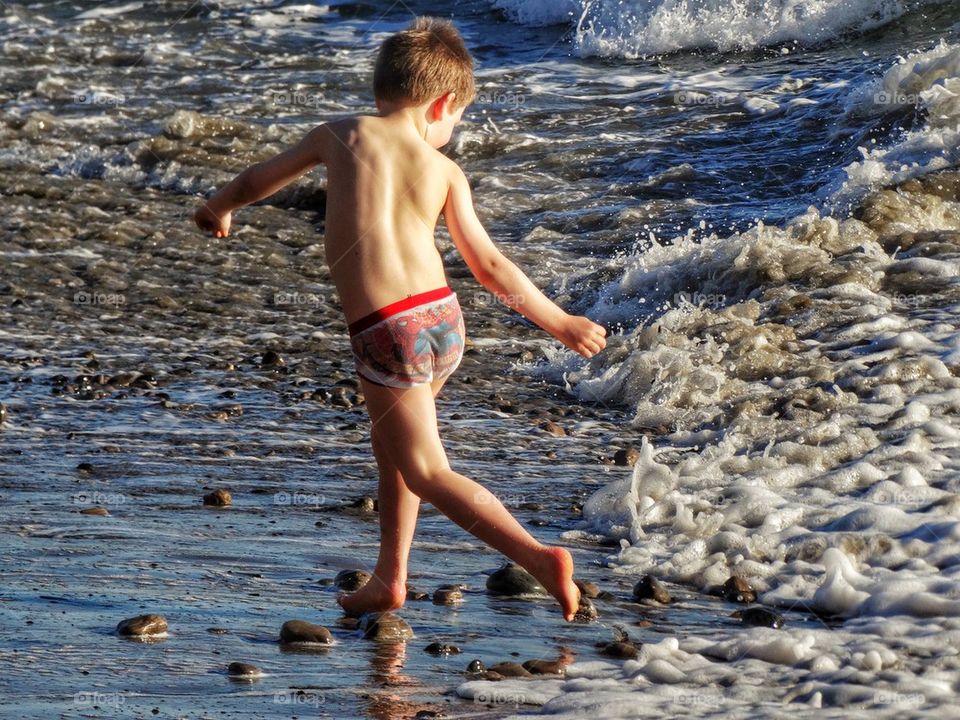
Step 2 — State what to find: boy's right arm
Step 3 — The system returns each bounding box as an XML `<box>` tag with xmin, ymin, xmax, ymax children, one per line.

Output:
<box><xmin>443</xmin><ymin>165</ymin><xmax>607</xmax><ymax>359</ymax></box>
<box><xmin>194</xmin><ymin>124</ymin><xmax>330</xmax><ymax>237</ymax></box>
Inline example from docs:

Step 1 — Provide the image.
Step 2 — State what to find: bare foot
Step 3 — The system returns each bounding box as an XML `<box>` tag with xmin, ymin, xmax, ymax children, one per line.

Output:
<box><xmin>336</xmin><ymin>578</ymin><xmax>407</xmax><ymax>618</ymax></box>
<box><xmin>528</xmin><ymin>546</ymin><xmax>581</xmax><ymax>622</ymax></box>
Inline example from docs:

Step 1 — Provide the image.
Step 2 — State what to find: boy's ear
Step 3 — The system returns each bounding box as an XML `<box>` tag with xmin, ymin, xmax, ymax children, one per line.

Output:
<box><xmin>429</xmin><ymin>92</ymin><xmax>457</xmax><ymax>120</ymax></box>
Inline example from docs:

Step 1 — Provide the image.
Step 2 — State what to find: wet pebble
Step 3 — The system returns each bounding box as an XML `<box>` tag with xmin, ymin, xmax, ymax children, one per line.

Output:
<box><xmin>540</xmin><ymin>420</ymin><xmax>566</xmax><ymax>437</ymax></box>
<box><xmin>80</xmin><ymin>506</ymin><xmax>110</xmax><ymax>516</ymax></box>
<box><xmin>600</xmin><ymin>640</ymin><xmax>639</xmax><ymax>659</ymax></box>
<box><xmin>117</xmin><ymin>614</ymin><xmax>167</xmax><ymax>637</ymax></box>
<box><xmin>227</xmin><ymin>662</ymin><xmax>262</xmax><ymax>679</ymax></box>
<box><xmin>523</xmin><ymin>659</ymin><xmax>565</xmax><ymax>675</ymax></box>
<box><xmin>466</xmin><ymin>659</ymin><xmax>485</xmax><ymax>674</ymax></box>
<box><xmin>0</xmin><ymin>403</ymin><xmax>6</xmax><ymax>424</ymax></box>
<box><xmin>406</xmin><ymin>588</ymin><xmax>429</xmax><ymax>601</ymax></box>
<box><xmin>574</xmin><ymin>579</ymin><xmax>600</xmax><ymax>599</ymax></box>
<box><xmin>279</xmin><ymin>619</ymin><xmax>333</xmax><ymax>645</ymax></box>
<box><xmin>487</xmin><ymin>661</ymin><xmax>532</xmax><ymax>678</ymax></box>
<box><xmin>334</xmin><ymin>569</ymin><xmax>370</xmax><ymax>591</ymax></box>
<box><xmin>202</xmin><ymin>488</ymin><xmax>232</xmax><ymax>507</ymax></box>
<box><xmin>733</xmin><ymin>607</ymin><xmax>785</xmax><ymax>628</ymax></box>
<box><xmin>432</xmin><ymin>585</ymin><xmax>464</xmax><ymax>605</ymax></box>
<box><xmin>359</xmin><ymin>611</ymin><xmax>413</xmax><ymax>642</ymax></box>
<box><xmin>722</xmin><ymin>576</ymin><xmax>757</xmax><ymax>604</ymax></box>
<box><xmin>614</xmin><ymin>447</ymin><xmax>640</xmax><ymax>466</ymax></box>
<box><xmin>574</xmin><ymin>597</ymin><xmax>598</xmax><ymax>622</ymax></box>
<box><xmin>424</xmin><ymin>642</ymin><xmax>461</xmax><ymax>656</ymax></box>
<box><xmin>260</xmin><ymin>350</ymin><xmax>284</xmax><ymax>368</ymax></box>
<box><xmin>633</xmin><ymin>575</ymin><xmax>672</xmax><ymax>604</ymax></box>
<box><xmin>485</xmin><ymin>563</ymin><xmax>544</xmax><ymax>596</ymax></box>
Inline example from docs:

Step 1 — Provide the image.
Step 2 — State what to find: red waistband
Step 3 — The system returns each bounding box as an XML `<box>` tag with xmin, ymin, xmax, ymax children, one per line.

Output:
<box><xmin>347</xmin><ymin>286</ymin><xmax>454</xmax><ymax>336</ymax></box>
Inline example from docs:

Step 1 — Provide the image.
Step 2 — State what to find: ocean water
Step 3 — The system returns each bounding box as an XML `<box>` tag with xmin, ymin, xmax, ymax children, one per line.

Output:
<box><xmin>2</xmin><ymin>0</ymin><xmax>960</xmax><ymax>718</ymax></box>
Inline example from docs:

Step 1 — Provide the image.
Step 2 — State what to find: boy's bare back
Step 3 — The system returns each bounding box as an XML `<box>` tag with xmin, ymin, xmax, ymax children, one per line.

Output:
<box><xmin>318</xmin><ymin>114</ymin><xmax>454</xmax><ymax>325</ymax></box>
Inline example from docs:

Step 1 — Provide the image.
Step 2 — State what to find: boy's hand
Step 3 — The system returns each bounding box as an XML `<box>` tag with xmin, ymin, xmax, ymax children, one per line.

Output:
<box><xmin>556</xmin><ymin>314</ymin><xmax>607</xmax><ymax>359</ymax></box>
<box><xmin>193</xmin><ymin>203</ymin><xmax>231</xmax><ymax>238</ymax></box>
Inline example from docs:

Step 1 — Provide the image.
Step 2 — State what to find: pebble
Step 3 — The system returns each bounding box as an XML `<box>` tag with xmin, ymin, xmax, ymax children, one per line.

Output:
<box><xmin>202</xmin><ymin>489</ymin><xmax>232</xmax><ymax>507</ymax></box>
<box><xmin>279</xmin><ymin>619</ymin><xmax>333</xmax><ymax>645</ymax></box>
<box><xmin>487</xmin><ymin>661</ymin><xmax>532</xmax><ymax>678</ymax></box>
<box><xmin>466</xmin><ymin>659</ymin><xmax>485</xmax><ymax>674</ymax></box>
<box><xmin>80</xmin><ymin>506</ymin><xmax>110</xmax><ymax>516</ymax></box>
<box><xmin>600</xmin><ymin>640</ymin><xmax>639</xmax><ymax>659</ymax></box>
<box><xmin>733</xmin><ymin>607</ymin><xmax>785</xmax><ymax>628</ymax></box>
<box><xmin>334</xmin><ymin>569</ymin><xmax>370</xmax><ymax>591</ymax></box>
<box><xmin>406</xmin><ymin>588</ymin><xmax>429</xmax><ymax>601</ymax></box>
<box><xmin>614</xmin><ymin>447</ymin><xmax>640</xmax><ymax>466</ymax></box>
<box><xmin>633</xmin><ymin>575</ymin><xmax>672</xmax><ymax>604</ymax></box>
<box><xmin>432</xmin><ymin>585</ymin><xmax>464</xmax><ymax>605</ymax></box>
<box><xmin>424</xmin><ymin>642</ymin><xmax>461</xmax><ymax>656</ymax></box>
<box><xmin>523</xmin><ymin>659</ymin><xmax>565</xmax><ymax>675</ymax></box>
<box><xmin>574</xmin><ymin>597</ymin><xmax>598</xmax><ymax>622</ymax></box>
<box><xmin>574</xmin><ymin>579</ymin><xmax>601</xmax><ymax>599</ymax></box>
<box><xmin>722</xmin><ymin>576</ymin><xmax>757</xmax><ymax>604</ymax></box>
<box><xmin>227</xmin><ymin>662</ymin><xmax>262</xmax><ymax>679</ymax></box>
<box><xmin>359</xmin><ymin>612</ymin><xmax>413</xmax><ymax>642</ymax></box>
<box><xmin>0</xmin><ymin>403</ymin><xmax>6</xmax><ymax>424</ymax></box>
<box><xmin>346</xmin><ymin>496</ymin><xmax>376</xmax><ymax>514</ymax></box>
<box><xmin>116</xmin><ymin>614</ymin><xmax>167</xmax><ymax>637</ymax></box>
<box><xmin>260</xmin><ymin>350</ymin><xmax>284</xmax><ymax>368</ymax></box>
<box><xmin>541</xmin><ymin>420</ymin><xmax>566</xmax><ymax>437</ymax></box>
<box><xmin>485</xmin><ymin>563</ymin><xmax>544</xmax><ymax>596</ymax></box>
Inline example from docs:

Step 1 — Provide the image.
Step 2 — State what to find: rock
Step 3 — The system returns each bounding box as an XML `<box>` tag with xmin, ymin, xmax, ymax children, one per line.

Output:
<box><xmin>633</xmin><ymin>575</ymin><xmax>672</xmax><ymax>604</ymax></box>
<box><xmin>541</xmin><ymin>421</ymin><xmax>566</xmax><ymax>437</ymax></box>
<box><xmin>407</xmin><ymin>589</ymin><xmax>429</xmax><ymax>601</ymax></box>
<box><xmin>414</xmin><ymin>712</ymin><xmax>445</xmax><ymax>720</ymax></box>
<box><xmin>279</xmin><ymin>619</ymin><xmax>333</xmax><ymax>645</ymax></box>
<box><xmin>433</xmin><ymin>585</ymin><xmax>464</xmax><ymax>605</ymax></box>
<box><xmin>614</xmin><ymin>447</ymin><xmax>640</xmax><ymax>466</ymax></box>
<box><xmin>117</xmin><ymin>614</ymin><xmax>167</xmax><ymax>637</ymax></box>
<box><xmin>347</xmin><ymin>496</ymin><xmax>376</xmax><ymax>514</ymax></box>
<box><xmin>76</xmin><ymin>462</ymin><xmax>94</xmax><ymax>474</ymax></box>
<box><xmin>466</xmin><ymin>659</ymin><xmax>486</xmax><ymax>674</ymax></box>
<box><xmin>733</xmin><ymin>607</ymin><xmax>784</xmax><ymax>629</ymax></box>
<box><xmin>574</xmin><ymin>579</ymin><xmax>601</xmax><ymax>599</ymax></box>
<box><xmin>203</xmin><ymin>489</ymin><xmax>232</xmax><ymax>507</ymax></box>
<box><xmin>600</xmin><ymin>641</ymin><xmax>638</xmax><ymax>659</ymax></box>
<box><xmin>487</xmin><ymin>661</ymin><xmax>532</xmax><ymax>678</ymax></box>
<box><xmin>486</xmin><ymin>563</ymin><xmax>544</xmax><ymax>596</ymax></box>
<box><xmin>0</xmin><ymin>403</ymin><xmax>6</xmax><ymax>424</ymax></box>
<box><xmin>479</xmin><ymin>670</ymin><xmax>504</xmax><ymax>681</ymax></box>
<box><xmin>722</xmin><ymin>576</ymin><xmax>757</xmax><ymax>604</ymax></box>
<box><xmin>424</xmin><ymin>642</ymin><xmax>461</xmax><ymax>656</ymax></box>
<box><xmin>80</xmin><ymin>506</ymin><xmax>110</xmax><ymax>516</ymax></box>
<box><xmin>523</xmin><ymin>659</ymin><xmax>565</xmax><ymax>675</ymax></box>
<box><xmin>574</xmin><ymin>597</ymin><xmax>598</xmax><ymax>622</ymax></box>
<box><xmin>359</xmin><ymin>612</ymin><xmax>413</xmax><ymax>642</ymax></box>
<box><xmin>260</xmin><ymin>350</ymin><xmax>284</xmax><ymax>368</ymax></box>
<box><xmin>334</xmin><ymin>569</ymin><xmax>370</xmax><ymax>591</ymax></box>
<box><xmin>227</xmin><ymin>662</ymin><xmax>262</xmax><ymax>678</ymax></box>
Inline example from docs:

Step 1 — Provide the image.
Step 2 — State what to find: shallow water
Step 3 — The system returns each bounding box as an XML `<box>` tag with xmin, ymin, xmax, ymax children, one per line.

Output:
<box><xmin>2</xmin><ymin>0</ymin><xmax>960</xmax><ymax>718</ymax></box>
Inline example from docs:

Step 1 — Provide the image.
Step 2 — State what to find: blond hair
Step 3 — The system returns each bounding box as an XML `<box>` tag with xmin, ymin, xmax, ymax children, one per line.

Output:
<box><xmin>373</xmin><ymin>17</ymin><xmax>475</xmax><ymax>109</ymax></box>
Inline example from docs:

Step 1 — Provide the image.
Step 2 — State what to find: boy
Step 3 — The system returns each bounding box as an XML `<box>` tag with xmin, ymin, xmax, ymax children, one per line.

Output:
<box><xmin>194</xmin><ymin>17</ymin><xmax>607</xmax><ymax>622</ymax></box>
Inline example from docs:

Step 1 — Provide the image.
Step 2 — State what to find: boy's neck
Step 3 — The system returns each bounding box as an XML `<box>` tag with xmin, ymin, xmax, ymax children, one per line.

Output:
<box><xmin>376</xmin><ymin>101</ymin><xmax>429</xmax><ymax>141</ymax></box>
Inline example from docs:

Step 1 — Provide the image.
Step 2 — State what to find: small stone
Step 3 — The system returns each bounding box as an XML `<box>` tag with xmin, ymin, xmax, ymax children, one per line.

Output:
<box><xmin>541</xmin><ymin>421</ymin><xmax>566</xmax><ymax>437</ymax></box>
<box><xmin>227</xmin><ymin>662</ymin><xmax>262</xmax><ymax>678</ymax></box>
<box><xmin>600</xmin><ymin>641</ymin><xmax>638</xmax><ymax>659</ymax></box>
<box><xmin>260</xmin><ymin>350</ymin><xmax>284</xmax><ymax>368</ymax></box>
<box><xmin>76</xmin><ymin>462</ymin><xmax>94</xmax><ymax>474</ymax></box>
<box><xmin>574</xmin><ymin>597</ymin><xmax>598</xmax><ymax>622</ymax></box>
<box><xmin>207</xmin><ymin>628</ymin><xmax>229</xmax><ymax>634</ymax></box>
<box><xmin>487</xmin><ymin>661</ymin><xmax>532</xmax><ymax>678</ymax></box>
<box><xmin>279</xmin><ymin>619</ymin><xmax>333</xmax><ymax>645</ymax></box>
<box><xmin>433</xmin><ymin>585</ymin><xmax>464</xmax><ymax>605</ymax></box>
<box><xmin>486</xmin><ymin>563</ymin><xmax>545</xmax><ymax>596</ymax></box>
<box><xmin>574</xmin><ymin>579</ymin><xmax>601</xmax><ymax>599</ymax></box>
<box><xmin>334</xmin><ymin>569</ymin><xmax>370</xmax><ymax>591</ymax></box>
<box><xmin>347</xmin><ymin>496</ymin><xmax>376</xmax><ymax>514</ymax></box>
<box><xmin>117</xmin><ymin>614</ymin><xmax>167</xmax><ymax>637</ymax></box>
<box><xmin>466</xmin><ymin>659</ymin><xmax>485</xmax><ymax>674</ymax></box>
<box><xmin>0</xmin><ymin>403</ymin><xmax>7</xmax><ymax>424</ymax></box>
<box><xmin>733</xmin><ymin>607</ymin><xmax>784</xmax><ymax>629</ymax></box>
<box><xmin>203</xmin><ymin>489</ymin><xmax>232</xmax><ymax>507</ymax></box>
<box><xmin>80</xmin><ymin>506</ymin><xmax>110</xmax><ymax>516</ymax></box>
<box><xmin>522</xmin><ymin>659</ymin><xmax>565</xmax><ymax>675</ymax></box>
<box><xmin>614</xmin><ymin>447</ymin><xmax>640</xmax><ymax>466</ymax></box>
<box><xmin>479</xmin><ymin>670</ymin><xmax>504</xmax><ymax>681</ymax></box>
<box><xmin>722</xmin><ymin>576</ymin><xmax>757</xmax><ymax>604</ymax></box>
<box><xmin>424</xmin><ymin>642</ymin><xmax>461</xmax><ymax>656</ymax></box>
<box><xmin>414</xmin><ymin>712</ymin><xmax>445</xmax><ymax>720</ymax></box>
<box><xmin>407</xmin><ymin>589</ymin><xmax>429</xmax><ymax>601</ymax></box>
<box><xmin>359</xmin><ymin>612</ymin><xmax>413</xmax><ymax>642</ymax></box>
<box><xmin>633</xmin><ymin>575</ymin><xmax>672</xmax><ymax>604</ymax></box>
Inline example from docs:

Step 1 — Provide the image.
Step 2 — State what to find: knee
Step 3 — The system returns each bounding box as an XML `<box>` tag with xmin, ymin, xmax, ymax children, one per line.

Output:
<box><xmin>397</xmin><ymin>463</ymin><xmax>447</xmax><ymax>501</ymax></box>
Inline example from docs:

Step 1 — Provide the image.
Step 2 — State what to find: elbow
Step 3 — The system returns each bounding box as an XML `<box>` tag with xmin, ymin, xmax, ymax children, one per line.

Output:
<box><xmin>476</xmin><ymin>251</ymin><xmax>507</xmax><ymax>286</ymax></box>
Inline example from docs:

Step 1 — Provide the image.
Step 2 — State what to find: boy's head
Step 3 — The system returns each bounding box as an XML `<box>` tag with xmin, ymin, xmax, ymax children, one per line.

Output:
<box><xmin>373</xmin><ymin>17</ymin><xmax>476</xmax><ymax>112</ymax></box>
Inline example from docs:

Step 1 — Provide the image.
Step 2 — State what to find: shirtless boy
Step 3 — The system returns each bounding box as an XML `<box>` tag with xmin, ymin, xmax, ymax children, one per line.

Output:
<box><xmin>194</xmin><ymin>16</ymin><xmax>607</xmax><ymax>621</ymax></box>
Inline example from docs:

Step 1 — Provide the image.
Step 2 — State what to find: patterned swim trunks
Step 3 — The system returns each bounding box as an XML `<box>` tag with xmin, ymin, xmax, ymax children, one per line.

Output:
<box><xmin>348</xmin><ymin>286</ymin><xmax>465</xmax><ymax>388</ymax></box>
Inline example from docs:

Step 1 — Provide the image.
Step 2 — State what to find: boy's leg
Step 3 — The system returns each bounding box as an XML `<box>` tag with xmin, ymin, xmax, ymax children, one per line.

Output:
<box><xmin>359</xmin><ymin>377</ymin><xmax>581</xmax><ymax>621</ymax></box>
<box><xmin>337</xmin><ymin>375</ymin><xmax>449</xmax><ymax>616</ymax></box>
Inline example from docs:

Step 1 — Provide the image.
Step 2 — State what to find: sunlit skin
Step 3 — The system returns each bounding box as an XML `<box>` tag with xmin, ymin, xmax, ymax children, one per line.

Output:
<box><xmin>194</xmin><ymin>91</ymin><xmax>606</xmax><ymax>622</ymax></box>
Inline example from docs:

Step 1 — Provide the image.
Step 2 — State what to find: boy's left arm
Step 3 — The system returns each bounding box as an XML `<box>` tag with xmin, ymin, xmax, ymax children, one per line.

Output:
<box><xmin>194</xmin><ymin>124</ymin><xmax>329</xmax><ymax>237</ymax></box>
